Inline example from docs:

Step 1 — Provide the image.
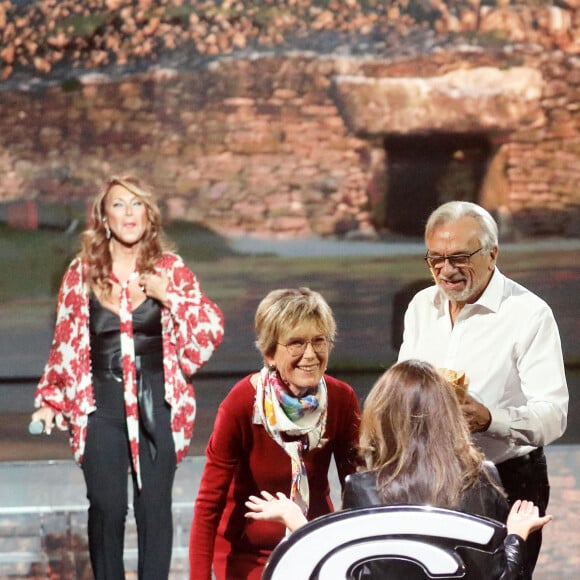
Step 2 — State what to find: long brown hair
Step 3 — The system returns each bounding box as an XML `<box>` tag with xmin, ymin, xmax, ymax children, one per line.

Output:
<box><xmin>359</xmin><ymin>359</ymin><xmax>487</xmax><ymax>508</ymax></box>
<box><xmin>79</xmin><ymin>175</ymin><xmax>174</xmax><ymax>295</ymax></box>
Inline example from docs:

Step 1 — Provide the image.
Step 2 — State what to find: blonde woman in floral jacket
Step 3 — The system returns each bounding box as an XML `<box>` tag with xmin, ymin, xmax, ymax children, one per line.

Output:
<box><xmin>31</xmin><ymin>175</ymin><xmax>224</xmax><ymax>580</ymax></box>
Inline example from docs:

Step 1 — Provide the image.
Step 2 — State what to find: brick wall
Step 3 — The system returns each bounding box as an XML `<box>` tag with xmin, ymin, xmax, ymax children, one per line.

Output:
<box><xmin>0</xmin><ymin>43</ymin><xmax>578</xmax><ymax>238</ymax></box>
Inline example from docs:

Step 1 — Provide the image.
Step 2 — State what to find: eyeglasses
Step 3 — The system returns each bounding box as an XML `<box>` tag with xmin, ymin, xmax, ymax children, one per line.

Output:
<box><xmin>278</xmin><ymin>336</ymin><xmax>332</xmax><ymax>357</ymax></box>
<box><xmin>424</xmin><ymin>247</ymin><xmax>483</xmax><ymax>269</ymax></box>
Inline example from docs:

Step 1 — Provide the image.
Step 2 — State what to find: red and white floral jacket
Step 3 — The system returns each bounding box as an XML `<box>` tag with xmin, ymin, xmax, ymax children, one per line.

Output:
<box><xmin>35</xmin><ymin>252</ymin><xmax>224</xmax><ymax>486</ymax></box>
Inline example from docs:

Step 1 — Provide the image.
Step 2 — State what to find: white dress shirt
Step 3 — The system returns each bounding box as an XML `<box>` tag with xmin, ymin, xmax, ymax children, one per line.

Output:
<box><xmin>398</xmin><ymin>268</ymin><xmax>569</xmax><ymax>464</ymax></box>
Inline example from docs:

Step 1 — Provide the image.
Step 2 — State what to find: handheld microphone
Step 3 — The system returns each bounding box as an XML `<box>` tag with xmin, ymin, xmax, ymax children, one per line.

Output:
<box><xmin>28</xmin><ymin>420</ymin><xmax>45</xmax><ymax>435</ymax></box>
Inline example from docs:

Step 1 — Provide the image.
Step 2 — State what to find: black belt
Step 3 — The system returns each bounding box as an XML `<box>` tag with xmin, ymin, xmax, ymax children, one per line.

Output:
<box><xmin>497</xmin><ymin>447</ymin><xmax>544</xmax><ymax>468</ymax></box>
<box><xmin>91</xmin><ymin>349</ymin><xmax>164</xmax><ymax>380</ymax></box>
<box><xmin>91</xmin><ymin>348</ymin><xmax>164</xmax><ymax>461</ymax></box>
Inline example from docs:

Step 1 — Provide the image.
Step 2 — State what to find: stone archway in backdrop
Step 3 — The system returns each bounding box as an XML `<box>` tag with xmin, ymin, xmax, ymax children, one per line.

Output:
<box><xmin>383</xmin><ymin>132</ymin><xmax>491</xmax><ymax>236</ymax></box>
<box><xmin>331</xmin><ymin>66</ymin><xmax>545</xmax><ymax>237</ymax></box>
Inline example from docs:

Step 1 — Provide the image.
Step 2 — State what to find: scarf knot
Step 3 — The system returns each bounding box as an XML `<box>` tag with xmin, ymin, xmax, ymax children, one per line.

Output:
<box><xmin>276</xmin><ymin>385</ymin><xmax>319</xmax><ymax>422</ymax></box>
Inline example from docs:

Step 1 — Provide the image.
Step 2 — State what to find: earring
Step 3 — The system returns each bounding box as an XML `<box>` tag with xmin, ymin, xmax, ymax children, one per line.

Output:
<box><xmin>102</xmin><ymin>218</ymin><xmax>111</xmax><ymax>240</ymax></box>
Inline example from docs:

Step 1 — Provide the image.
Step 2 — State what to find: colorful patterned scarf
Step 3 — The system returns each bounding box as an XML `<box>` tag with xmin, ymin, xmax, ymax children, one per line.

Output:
<box><xmin>253</xmin><ymin>366</ymin><xmax>328</xmax><ymax>514</ymax></box>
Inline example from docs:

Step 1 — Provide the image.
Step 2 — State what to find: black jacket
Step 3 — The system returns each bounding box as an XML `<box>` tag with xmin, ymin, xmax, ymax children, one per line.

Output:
<box><xmin>342</xmin><ymin>462</ymin><xmax>528</xmax><ymax>580</ymax></box>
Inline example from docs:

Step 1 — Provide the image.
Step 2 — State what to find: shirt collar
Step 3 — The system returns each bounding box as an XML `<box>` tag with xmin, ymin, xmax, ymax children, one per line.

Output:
<box><xmin>476</xmin><ymin>267</ymin><xmax>503</xmax><ymax>312</ymax></box>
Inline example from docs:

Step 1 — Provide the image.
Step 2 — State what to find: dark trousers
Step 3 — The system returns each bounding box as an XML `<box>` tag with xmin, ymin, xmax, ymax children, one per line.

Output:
<box><xmin>496</xmin><ymin>447</ymin><xmax>550</xmax><ymax>574</ymax></box>
<box><xmin>82</xmin><ymin>405</ymin><xmax>177</xmax><ymax>580</ymax></box>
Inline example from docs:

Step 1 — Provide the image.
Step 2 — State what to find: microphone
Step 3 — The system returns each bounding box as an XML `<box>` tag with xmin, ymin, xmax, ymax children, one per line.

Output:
<box><xmin>28</xmin><ymin>420</ymin><xmax>45</xmax><ymax>435</ymax></box>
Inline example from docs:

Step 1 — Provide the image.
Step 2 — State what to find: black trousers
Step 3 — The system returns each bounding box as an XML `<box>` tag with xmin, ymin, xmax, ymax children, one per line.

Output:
<box><xmin>82</xmin><ymin>404</ymin><xmax>177</xmax><ymax>580</ymax></box>
<box><xmin>496</xmin><ymin>447</ymin><xmax>550</xmax><ymax>574</ymax></box>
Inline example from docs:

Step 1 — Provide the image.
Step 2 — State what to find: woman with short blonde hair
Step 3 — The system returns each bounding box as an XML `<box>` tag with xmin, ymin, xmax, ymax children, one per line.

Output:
<box><xmin>254</xmin><ymin>287</ymin><xmax>337</xmax><ymax>360</ymax></box>
<box><xmin>190</xmin><ymin>287</ymin><xmax>360</xmax><ymax>580</ymax></box>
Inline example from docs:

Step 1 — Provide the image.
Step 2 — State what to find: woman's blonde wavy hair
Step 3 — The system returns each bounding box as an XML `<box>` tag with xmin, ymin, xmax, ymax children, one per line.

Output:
<box><xmin>359</xmin><ymin>359</ymin><xmax>494</xmax><ymax>509</ymax></box>
<box><xmin>80</xmin><ymin>175</ymin><xmax>174</xmax><ymax>295</ymax></box>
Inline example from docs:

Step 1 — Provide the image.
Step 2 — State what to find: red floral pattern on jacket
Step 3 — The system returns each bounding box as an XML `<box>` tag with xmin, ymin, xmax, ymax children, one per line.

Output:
<box><xmin>35</xmin><ymin>253</ymin><xmax>224</xmax><ymax>483</ymax></box>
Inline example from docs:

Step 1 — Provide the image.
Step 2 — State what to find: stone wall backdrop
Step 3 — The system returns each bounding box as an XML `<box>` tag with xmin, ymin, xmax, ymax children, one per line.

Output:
<box><xmin>0</xmin><ymin>1</ymin><xmax>578</xmax><ymax>239</ymax></box>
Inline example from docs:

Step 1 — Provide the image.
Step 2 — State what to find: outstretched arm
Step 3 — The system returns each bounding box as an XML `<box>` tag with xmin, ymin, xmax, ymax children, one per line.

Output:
<box><xmin>506</xmin><ymin>499</ymin><xmax>552</xmax><ymax>540</ymax></box>
<box><xmin>500</xmin><ymin>500</ymin><xmax>552</xmax><ymax>580</ymax></box>
<box><xmin>245</xmin><ymin>491</ymin><xmax>307</xmax><ymax>532</ymax></box>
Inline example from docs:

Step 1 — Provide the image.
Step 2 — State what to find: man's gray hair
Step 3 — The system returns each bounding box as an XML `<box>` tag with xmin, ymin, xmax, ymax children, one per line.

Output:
<box><xmin>425</xmin><ymin>201</ymin><xmax>498</xmax><ymax>250</ymax></box>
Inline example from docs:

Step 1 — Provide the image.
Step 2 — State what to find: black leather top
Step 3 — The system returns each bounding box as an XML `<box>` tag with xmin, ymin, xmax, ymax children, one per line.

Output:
<box><xmin>89</xmin><ymin>292</ymin><xmax>163</xmax><ymax>357</ymax></box>
<box><xmin>342</xmin><ymin>462</ymin><xmax>528</xmax><ymax>580</ymax></box>
<box><xmin>88</xmin><ymin>293</ymin><xmax>165</xmax><ymax>460</ymax></box>
<box><xmin>343</xmin><ymin>461</ymin><xmax>509</xmax><ymax>521</ymax></box>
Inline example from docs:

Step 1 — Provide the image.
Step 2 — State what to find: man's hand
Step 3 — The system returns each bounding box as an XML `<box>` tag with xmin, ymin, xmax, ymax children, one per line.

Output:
<box><xmin>461</xmin><ymin>395</ymin><xmax>492</xmax><ymax>433</ymax></box>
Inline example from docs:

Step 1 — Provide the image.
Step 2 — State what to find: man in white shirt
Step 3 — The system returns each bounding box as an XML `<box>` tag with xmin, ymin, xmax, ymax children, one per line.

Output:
<box><xmin>398</xmin><ymin>201</ymin><xmax>568</xmax><ymax>571</ymax></box>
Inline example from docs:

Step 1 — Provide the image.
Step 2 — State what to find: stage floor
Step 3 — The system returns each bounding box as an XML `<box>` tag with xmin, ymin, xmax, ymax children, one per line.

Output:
<box><xmin>0</xmin><ymin>445</ymin><xmax>578</xmax><ymax>579</ymax></box>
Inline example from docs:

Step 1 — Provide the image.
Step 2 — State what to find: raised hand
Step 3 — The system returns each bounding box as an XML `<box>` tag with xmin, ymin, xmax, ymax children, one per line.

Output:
<box><xmin>244</xmin><ymin>490</ymin><xmax>307</xmax><ymax>532</ymax></box>
<box><xmin>506</xmin><ymin>499</ymin><xmax>553</xmax><ymax>540</ymax></box>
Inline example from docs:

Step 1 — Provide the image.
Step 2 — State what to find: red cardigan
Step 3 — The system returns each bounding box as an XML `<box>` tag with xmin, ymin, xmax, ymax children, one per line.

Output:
<box><xmin>189</xmin><ymin>374</ymin><xmax>361</xmax><ymax>580</ymax></box>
